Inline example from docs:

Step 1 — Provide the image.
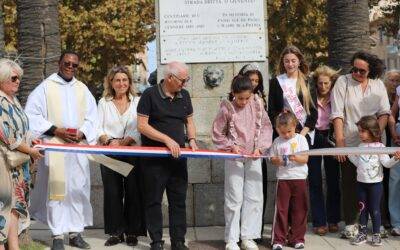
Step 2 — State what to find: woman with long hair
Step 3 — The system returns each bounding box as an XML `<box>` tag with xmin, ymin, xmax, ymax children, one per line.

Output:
<box><xmin>268</xmin><ymin>45</ymin><xmax>317</xmax><ymax>139</ymax></box>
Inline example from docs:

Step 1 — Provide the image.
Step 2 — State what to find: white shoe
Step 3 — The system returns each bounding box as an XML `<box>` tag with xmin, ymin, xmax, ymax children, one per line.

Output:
<box><xmin>340</xmin><ymin>224</ymin><xmax>358</xmax><ymax>239</ymax></box>
<box><xmin>225</xmin><ymin>241</ymin><xmax>240</xmax><ymax>250</ymax></box>
<box><xmin>272</xmin><ymin>243</ymin><xmax>283</xmax><ymax>250</ymax></box>
<box><xmin>241</xmin><ymin>239</ymin><xmax>259</xmax><ymax>250</ymax></box>
<box><xmin>392</xmin><ymin>227</ymin><xmax>400</xmax><ymax>236</ymax></box>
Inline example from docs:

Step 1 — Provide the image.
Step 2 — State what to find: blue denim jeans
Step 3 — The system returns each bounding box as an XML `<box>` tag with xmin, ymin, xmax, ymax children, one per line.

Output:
<box><xmin>389</xmin><ymin>163</ymin><xmax>400</xmax><ymax>228</ymax></box>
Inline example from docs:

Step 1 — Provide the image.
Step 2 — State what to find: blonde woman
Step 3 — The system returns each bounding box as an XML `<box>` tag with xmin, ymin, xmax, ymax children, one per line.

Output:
<box><xmin>268</xmin><ymin>45</ymin><xmax>317</xmax><ymax>139</ymax></box>
<box><xmin>308</xmin><ymin>65</ymin><xmax>341</xmax><ymax>235</ymax></box>
<box><xmin>97</xmin><ymin>66</ymin><xmax>146</xmax><ymax>247</ymax></box>
<box><xmin>0</xmin><ymin>59</ymin><xmax>43</xmax><ymax>250</ymax></box>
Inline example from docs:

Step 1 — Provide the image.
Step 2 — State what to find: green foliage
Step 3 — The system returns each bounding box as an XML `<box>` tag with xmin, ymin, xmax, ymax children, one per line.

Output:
<box><xmin>3</xmin><ymin>0</ymin><xmax>17</xmax><ymax>52</ymax></box>
<box><xmin>2</xmin><ymin>0</ymin><xmax>155</xmax><ymax>86</ymax></box>
<box><xmin>59</xmin><ymin>0</ymin><xmax>155</xmax><ymax>85</ymax></box>
<box><xmin>21</xmin><ymin>241</ymin><xmax>46</xmax><ymax>250</ymax></box>
<box><xmin>379</xmin><ymin>2</ymin><xmax>400</xmax><ymax>38</ymax></box>
<box><xmin>267</xmin><ymin>0</ymin><xmax>328</xmax><ymax>75</ymax></box>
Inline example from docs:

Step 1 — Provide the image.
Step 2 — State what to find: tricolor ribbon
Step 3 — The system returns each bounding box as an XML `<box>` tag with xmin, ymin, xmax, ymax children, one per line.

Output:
<box><xmin>33</xmin><ymin>143</ymin><xmax>400</xmax><ymax>159</ymax></box>
<box><xmin>34</xmin><ymin>142</ymin><xmax>247</xmax><ymax>159</ymax></box>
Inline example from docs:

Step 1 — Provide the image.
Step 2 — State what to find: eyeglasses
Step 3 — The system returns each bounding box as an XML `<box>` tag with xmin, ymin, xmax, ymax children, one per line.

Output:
<box><xmin>351</xmin><ymin>66</ymin><xmax>368</xmax><ymax>75</ymax></box>
<box><xmin>171</xmin><ymin>74</ymin><xmax>190</xmax><ymax>85</ymax></box>
<box><xmin>63</xmin><ymin>61</ymin><xmax>79</xmax><ymax>68</ymax></box>
<box><xmin>10</xmin><ymin>75</ymin><xmax>19</xmax><ymax>83</ymax></box>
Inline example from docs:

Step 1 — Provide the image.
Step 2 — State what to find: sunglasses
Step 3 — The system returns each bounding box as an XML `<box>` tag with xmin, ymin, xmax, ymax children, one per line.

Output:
<box><xmin>351</xmin><ymin>66</ymin><xmax>367</xmax><ymax>75</ymax></box>
<box><xmin>10</xmin><ymin>75</ymin><xmax>19</xmax><ymax>83</ymax></box>
<box><xmin>171</xmin><ymin>74</ymin><xmax>190</xmax><ymax>85</ymax></box>
<box><xmin>63</xmin><ymin>61</ymin><xmax>79</xmax><ymax>68</ymax></box>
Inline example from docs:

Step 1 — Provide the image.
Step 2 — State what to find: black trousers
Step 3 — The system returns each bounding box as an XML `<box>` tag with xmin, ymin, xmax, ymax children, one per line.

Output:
<box><xmin>140</xmin><ymin>157</ymin><xmax>188</xmax><ymax>243</ymax></box>
<box><xmin>100</xmin><ymin>156</ymin><xmax>146</xmax><ymax>236</ymax></box>
<box><xmin>260</xmin><ymin>159</ymin><xmax>268</xmax><ymax>237</ymax></box>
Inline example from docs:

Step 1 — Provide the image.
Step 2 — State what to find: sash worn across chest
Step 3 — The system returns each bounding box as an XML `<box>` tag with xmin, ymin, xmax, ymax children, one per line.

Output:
<box><xmin>46</xmin><ymin>80</ymin><xmax>86</xmax><ymax>201</ymax></box>
<box><xmin>277</xmin><ymin>74</ymin><xmax>307</xmax><ymax>126</ymax></box>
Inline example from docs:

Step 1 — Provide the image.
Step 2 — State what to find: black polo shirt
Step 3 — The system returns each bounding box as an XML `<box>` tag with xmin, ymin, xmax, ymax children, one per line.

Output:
<box><xmin>137</xmin><ymin>81</ymin><xmax>193</xmax><ymax>147</ymax></box>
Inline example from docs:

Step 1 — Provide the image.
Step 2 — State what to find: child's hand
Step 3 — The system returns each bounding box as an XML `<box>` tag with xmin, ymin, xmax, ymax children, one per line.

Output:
<box><xmin>289</xmin><ymin>154</ymin><xmax>308</xmax><ymax>164</ymax></box>
<box><xmin>394</xmin><ymin>136</ymin><xmax>400</xmax><ymax>146</ymax></box>
<box><xmin>231</xmin><ymin>145</ymin><xmax>241</xmax><ymax>154</ymax></box>
<box><xmin>252</xmin><ymin>148</ymin><xmax>262</xmax><ymax>158</ymax></box>
<box><xmin>288</xmin><ymin>155</ymin><xmax>296</xmax><ymax>162</ymax></box>
<box><xmin>394</xmin><ymin>151</ymin><xmax>400</xmax><ymax>160</ymax></box>
<box><xmin>271</xmin><ymin>156</ymin><xmax>284</xmax><ymax>167</ymax></box>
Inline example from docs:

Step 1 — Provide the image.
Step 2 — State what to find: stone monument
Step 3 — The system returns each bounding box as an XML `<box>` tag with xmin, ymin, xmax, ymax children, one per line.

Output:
<box><xmin>154</xmin><ymin>0</ymin><xmax>274</xmax><ymax>227</ymax></box>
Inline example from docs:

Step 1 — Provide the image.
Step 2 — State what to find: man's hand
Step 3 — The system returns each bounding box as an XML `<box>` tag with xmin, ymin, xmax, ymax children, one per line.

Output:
<box><xmin>165</xmin><ymin>137</ymin><xmax>181</xmax><ymax>158</ymax></box>
<box><xmin>54</xmin><ymin>128</ymin><xmax>77</xmax><ymax>143</ymax></box>
<box><xmin>189</xmin><ymin>139</ymin><xmax>198</xmax><ymax>151</ymax></box>
<box><xmin>75</xmin><ymin>131</ymin><xmax>84</xmax><ymax>142</ymax></box>
<box><xmin>108</xmin><ymin>139</ymin><xmax>121</xmax><ymax>146</ymax></box>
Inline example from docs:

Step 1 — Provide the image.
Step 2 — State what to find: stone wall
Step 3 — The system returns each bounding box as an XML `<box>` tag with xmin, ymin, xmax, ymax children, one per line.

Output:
<box><xmin>90</xmin><ymin>1</ymin><xmax>271</xmax><ymax>228</ymax></box>
<box><xmin>90</xmin><ymin>153</ymin><xmax>279</xmax><ymax>228</ymax></box>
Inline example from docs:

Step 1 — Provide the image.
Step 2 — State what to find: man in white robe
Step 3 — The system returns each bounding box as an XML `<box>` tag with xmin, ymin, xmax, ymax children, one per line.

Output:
<box><xmin>25</xmin><ymin>52</ymin><xmax>97</xmax><ymax>250</ymax></box>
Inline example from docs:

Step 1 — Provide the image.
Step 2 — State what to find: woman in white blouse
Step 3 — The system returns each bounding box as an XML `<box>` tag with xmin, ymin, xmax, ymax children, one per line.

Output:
<box><xmin>97</xmin><ymin>66</ymin><xmax>146</xmax><ymax>247</ymax></box>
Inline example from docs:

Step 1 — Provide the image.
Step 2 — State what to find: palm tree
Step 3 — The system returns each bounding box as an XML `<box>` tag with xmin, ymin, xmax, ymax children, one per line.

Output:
<box><xmin>0</xmin><ymin>3</ymin><xmax>5</xmax><ymax>55</ymax></box>
<box><xmin>16</xmin><ymin>0</ymin><xmax>60</xmax><ymax>105</ymax></box>
<box><xmin>327</xmin><ymin>0</ymin><xmax>370</xmax><ymax>72</ymax></box>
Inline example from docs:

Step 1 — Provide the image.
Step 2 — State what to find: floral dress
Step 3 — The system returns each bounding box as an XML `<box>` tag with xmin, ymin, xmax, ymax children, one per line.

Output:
<box><xmin>0</xmin><ymin>91</ymin><xmax>31</xmax><ymax>244</ymax></box>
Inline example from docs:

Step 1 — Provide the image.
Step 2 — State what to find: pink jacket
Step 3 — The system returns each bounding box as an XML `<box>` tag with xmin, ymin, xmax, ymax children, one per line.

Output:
<box><xmin>212</xmin><ymin>94</ymin><xmax>273</xmax><ymax>154</ymax></box>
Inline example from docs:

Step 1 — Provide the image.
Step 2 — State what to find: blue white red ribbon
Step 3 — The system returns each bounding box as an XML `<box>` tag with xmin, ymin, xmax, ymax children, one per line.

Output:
<box><xmin>34</xmin><ymin>142</ymin><xmax>245</xmax><ymax>159</ymax></box>
<box><xmin>34</xmin><ymin>142</ymin><xmax>400</xmax><ymax>159</ymax></box>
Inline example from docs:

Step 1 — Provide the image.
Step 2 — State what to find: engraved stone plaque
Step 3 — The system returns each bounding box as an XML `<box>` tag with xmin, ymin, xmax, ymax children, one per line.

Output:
<box><xmin>159</xmin><ymin>0</ymin><xmax>266</xmax><ymax>63</ymax></box>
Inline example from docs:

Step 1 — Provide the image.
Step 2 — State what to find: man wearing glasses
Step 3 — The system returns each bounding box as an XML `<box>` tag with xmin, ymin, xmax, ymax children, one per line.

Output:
<box><xmin>25</xmin><ymin>52</ymin><xmax>98</xmax><ymax>250</ymax></box>
<box><xmin>137</xmin><ymin>61</ymin><xmax>198</xmax><ymax>250</ymax></box>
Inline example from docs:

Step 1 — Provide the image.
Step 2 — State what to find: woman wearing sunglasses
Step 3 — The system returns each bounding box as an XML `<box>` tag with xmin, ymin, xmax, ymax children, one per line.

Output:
<box><xmin>330</xmin><ymin>51</ymin><xmax>390</xmax><ymax>239</ymax></box>
<box><xmin>0</xmin><ymin>59</ymin><xmax>44</xmax><ymax>250</ymax></box>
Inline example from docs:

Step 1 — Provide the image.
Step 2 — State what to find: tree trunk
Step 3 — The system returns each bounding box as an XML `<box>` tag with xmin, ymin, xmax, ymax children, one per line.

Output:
<box><xmin>0</xmin><ymin>3</ymin><xmax>5</xmax><ymax>55</ymax></box>
<box><xmin>16</xmin><ymin>0</ymin><xmax>60</xmax><ymax>105</ymax></box>
<box><xmin>327</xmin><ymin>0</ymin><xmax>370</xmax><ymax>72</ymax></box>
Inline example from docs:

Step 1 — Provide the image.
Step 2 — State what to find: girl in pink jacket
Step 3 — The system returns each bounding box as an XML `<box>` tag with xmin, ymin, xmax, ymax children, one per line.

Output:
<box><xmin>212</xmin><ymin>75</ymin><xmax>273</xmax><ymax>250</ymax></box>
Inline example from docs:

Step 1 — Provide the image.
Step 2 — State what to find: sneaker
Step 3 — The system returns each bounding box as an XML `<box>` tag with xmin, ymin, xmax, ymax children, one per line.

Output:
<box><xmin>391</xmin><ymin>227</ymin><xmax>400</xmax><ymax>236</ymax></box>
<box><xmin>380</xmin><ymin>226</ymin><xmax>389</xmax><ymax>239</ymax></box>
<box><xmin>272</xmin><ymin>243</ymin><xmax>283</xmax><ymax>250</ymax></box>
<box><xmin>351</xmin><ymin>232</ymin><xmax>367</xmax><ymax>245</ymax></box>
<box><xmin>294</xmin><ymin>242</ymin><xmax>305</xmax><ymax>249</ymax></box>
<box><xmin>371</xmin><ymin>233</ymin><xmax>382</xmax><ymax>246</ymax></box>
<box><xmin>241</xmin><ymin>239</ymin><xmax>258</xmax><ymax>250</ymax></box>
<box><xmin>225</xmin><ymin>242</ymin><xmax>240</xmax><ymax>250</ymax></box>
<box><xmin>341</xmin><ymin>224</ymin><xmax>359</xmax><ymax>239</ymax></box>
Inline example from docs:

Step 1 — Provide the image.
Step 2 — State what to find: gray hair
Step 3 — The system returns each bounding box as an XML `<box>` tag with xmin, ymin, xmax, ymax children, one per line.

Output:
<box><xmin>0</xmin><ymin>59</ymin><xmax>23</xmax><ymax>84</ymax></box>
<box><xmin>162</xmin><ymin>61</ymin><xmax>189</xmax><ymax>78</ymax></box>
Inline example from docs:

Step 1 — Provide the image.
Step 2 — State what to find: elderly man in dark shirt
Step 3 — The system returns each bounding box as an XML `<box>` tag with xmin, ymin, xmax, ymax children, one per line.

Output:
<box><xmin>137</xmin><ymin>61</ymin><xmax>197</xmax><ymax>250</ymax></box>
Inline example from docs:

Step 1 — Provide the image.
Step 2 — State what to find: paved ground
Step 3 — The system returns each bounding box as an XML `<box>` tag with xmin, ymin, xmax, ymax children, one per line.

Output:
<box><xmin>30</xmin><ymin>221</ymin><xmax>400</xmax><ymax>249</ymax></box>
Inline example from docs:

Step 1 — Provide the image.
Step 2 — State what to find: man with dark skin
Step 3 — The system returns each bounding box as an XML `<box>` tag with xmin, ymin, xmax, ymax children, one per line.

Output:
<box><xmin>26</xmin><ymin>52</ymin><xmax>98</xmax><ymax>250</ymax></box>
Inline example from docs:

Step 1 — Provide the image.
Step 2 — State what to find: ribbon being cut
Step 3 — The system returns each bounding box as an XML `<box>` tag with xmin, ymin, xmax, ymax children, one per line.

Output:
<box><xmin>33</xmin><ymin>142</ymin><xmax>400</xmax><ymax>171</ymax></box>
